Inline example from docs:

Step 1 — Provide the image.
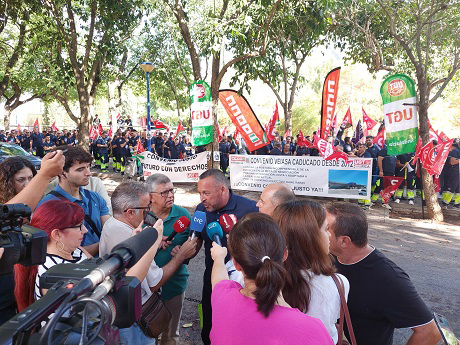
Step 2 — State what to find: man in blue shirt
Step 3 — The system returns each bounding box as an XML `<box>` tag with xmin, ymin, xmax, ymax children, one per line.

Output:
<box><xmin>194</xmin><ymin>169</ymin><xmax>258</xmax><ymax>345</ymax></box>
<box><xmin>38</xmin><ymin>146</ymin><xmax>110</xmax><ymax>256</ymax></box>
<box><xmin>31</xmin><ymin>126</ymin><xmax>45</xmax><ymax>157</ymax></box>
<box><xmin>169</xmin><ymin>137</ymin><xmax>185</xmax><ymax>159</ymax></box>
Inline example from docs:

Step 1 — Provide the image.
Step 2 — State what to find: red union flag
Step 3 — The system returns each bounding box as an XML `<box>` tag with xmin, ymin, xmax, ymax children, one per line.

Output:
<box><xmin>51</xmin><ymin>122</ymin><xmax>59</xmax><ymax>131</ymax></box>
<box><xmin>174</xmin><ymin>121</ymin><xmax>186</xmax><ymax>139</ymax></box>
<box><xmin>316</xmin><ymin>138</ymin><xmax>335</xmax><ymax>158</ymax></box>
<box><xmin>218</xmin><ymin>89</ymin><xmax>268</xmax><ymax>152</ymax></box>
<box><xmin>325</xmin><ymin>150</ymin><xmax>350</xmax><ymax>163</ymax></box>
<box><xmin>380</xmin><ymin>176</ymin><xmax>405</xmax><ymax>203</ymax></box>
<box><xmin>426</xmin><ymin>139</ymin><xmax>454</xmax><ymax>175</ymax></box>
<box><xmin>266</xmin><ymin>102</ymin><xmax>280</xmax><ymax>141</ymax></box>
<box><xmin>341</xmin><ymin>107</ymin><xmax>353</xmax><ymax>129</ymax></box>
<box><xmin>417</xmin><ymin>141</ymin><xmax>435</xmax><ymax>168</ymax></box>
<box><xmin>373</xmin><ymin>128</ymin><xmax>385</xmax><ymax>148</ymax></box>
<box><xmin>153</xmin><ymin>119</ymin><xmax>170</xmax><ymax>132</ymax></box>
<box><xmin>89</xmin><ymin>126</ymin><xmax>98</xmax><ymax>140</ymax></box>
<box><xmin>362</xmin><ymin>108</ymin><xmax>377</xmax><ymax>131</ymax></box>
<box><xmin>321</xmin><ymin>67</ymin><xmax>341</xmax><ymax>139</ymax></box>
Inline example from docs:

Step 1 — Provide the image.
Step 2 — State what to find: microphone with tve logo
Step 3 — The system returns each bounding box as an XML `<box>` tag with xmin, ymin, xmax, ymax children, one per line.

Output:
<box><xmin>190</xmin><ymin>210</ymin><xmax>207</xmax><ymax>239</ymax></box>
<box><xmin>165</xmin><ymin>216</ymin><xmax>191</xmax><ymax>242</ymax></box>
<box><xmin>219</xmin><ymin>214</ymin><xmax>237</xmax><ymax>234</ymax></box>
<box><xmin>206</xmin><ymin>222</ymin><xmax>224</xmax><ymax>246</ymax></box>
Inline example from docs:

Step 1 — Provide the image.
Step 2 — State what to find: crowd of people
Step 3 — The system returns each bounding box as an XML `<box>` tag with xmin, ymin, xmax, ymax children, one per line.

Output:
<box><xmin>1</xmin><ymin>120</ymin><xmax>458</xmax><ymax>211</ymax></box>
<box><xmin>0</xmin><ymin>139</ymin><xmax>446</xmax><ymax>344</ymax></box>
<box><xmin>219</xmin><ymin>130</ymin><xmax>459</xmax><ymax>211</ymax></box>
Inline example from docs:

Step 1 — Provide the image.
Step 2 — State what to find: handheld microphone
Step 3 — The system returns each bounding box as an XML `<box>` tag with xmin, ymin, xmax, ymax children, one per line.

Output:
<box><xmin>166</xmin><ymin>216</ymin><xmax>190</xmax><ymax>242</ymax></box>
<box><xmin>190</xmin><ymin>210</ymin><xmax>207</xmax><ymax>239</ymax></box>
<box><xmin>219</xmin><ymin>214</ymin><xmax>238</xmax><ymax>234</ymax></box>
<box><xmin>72</xmin><ymin>226</ymin><xmax>159</xmax><ymax>296</ymax></box>
<box><xmin>206</xmin><ymin>222</ymin><xmax>223</xmax><ymax>246</ymax></box>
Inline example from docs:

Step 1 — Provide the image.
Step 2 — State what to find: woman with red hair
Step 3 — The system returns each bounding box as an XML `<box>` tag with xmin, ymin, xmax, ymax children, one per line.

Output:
<box><xmin>14</xmin><ymin>199</ymin><xmax>90</xmax><ymax>310</ymax></box>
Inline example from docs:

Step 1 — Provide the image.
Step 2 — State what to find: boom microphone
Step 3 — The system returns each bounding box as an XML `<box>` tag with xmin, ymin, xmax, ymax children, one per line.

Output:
<box><xmin>166</xmin><ymin>216</ymin><xmax>190</xmax><ymax>242</ymax></box>
<box><xmin>206</xmin><ymin>222</ymin><xmax>223</xmax><ymax>246</ymax></box>
<box><xmin>190</xmin><ymin>210</ymin><xmax>207</xmax><ymax>239</ymax></box>
<box><xmin>72</xmin><ymin>226</ymin><xmax>159</xmax><ymax>296</ymax></box>
<box><xmin>219</xmin><ymin>214</ymin><xmax>237</xmax><ymax>233</ymax></box>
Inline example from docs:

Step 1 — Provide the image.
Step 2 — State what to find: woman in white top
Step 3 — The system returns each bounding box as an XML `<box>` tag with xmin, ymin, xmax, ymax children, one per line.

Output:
<box><xmin>272</xmin><ymin>200</ymin><xmax>350</xmax><ymax>344</ymax></box>
<box><xmin>15</xmin><ymin>199</ymin><xmax>91</xmax><ymax>309</ymax></box>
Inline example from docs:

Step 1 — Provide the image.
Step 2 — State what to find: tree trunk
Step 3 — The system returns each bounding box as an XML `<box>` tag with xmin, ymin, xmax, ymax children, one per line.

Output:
<box><xmin>421</xmin><ymin>167</ymin><xmax>443</xmax><ymax>221</ymax></box>
<box><xmin>417</xmin><ymin>73</ymin><xmax>443</xmax><ymax>221</ymax></box>
<box><xmin>3</xmin><ymin>107</ymin><xmax>11</xmax><ymax>131</ymax></box>
<box><xmin>285</xmin><ymin>107</ymin><xmax>292</xmax><ymax>133</ymax></box>
<box><xmin>76</xmin><ymin>85</ymin><xmax>91</xmax><ymax>150</ymax></box>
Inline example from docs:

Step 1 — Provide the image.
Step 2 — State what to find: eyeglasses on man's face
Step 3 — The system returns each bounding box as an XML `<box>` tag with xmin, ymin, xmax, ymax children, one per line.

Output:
<box><xmin>124</xmin><ymin>202</ymin><xmax>152</xmax><ymax>213</ymax></box>
<box><xmin>150</xmin><ymin>188</ymin><xmax>176</xmax><ymax>198</ymax></box>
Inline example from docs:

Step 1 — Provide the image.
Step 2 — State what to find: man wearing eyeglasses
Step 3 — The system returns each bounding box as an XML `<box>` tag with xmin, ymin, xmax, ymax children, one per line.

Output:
<box><xmin>146</xmin><ymin>173</ymin><xmax>198</xmax><ymax>345</ymax></box>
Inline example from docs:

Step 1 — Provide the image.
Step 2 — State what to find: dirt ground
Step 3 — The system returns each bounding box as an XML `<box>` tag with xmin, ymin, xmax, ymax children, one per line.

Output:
<box><xmin>99</xmin><ymin>173</ymin><xmax>460</xmax><ymax>345</ymax></box>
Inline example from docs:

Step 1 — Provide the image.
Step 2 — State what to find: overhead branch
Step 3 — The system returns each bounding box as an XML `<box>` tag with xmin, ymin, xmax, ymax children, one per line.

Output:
<box><xmin>82</xmin><ymin>0</ymin><xmax>97</xmax><ymax>75</ymax></box>
<box><xmin>52</xmin><ymin>90</ymin><xmax>79</xmax><ymax>123</ymax></box>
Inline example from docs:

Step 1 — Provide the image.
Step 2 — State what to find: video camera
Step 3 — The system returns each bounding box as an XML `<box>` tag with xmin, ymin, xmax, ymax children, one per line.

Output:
<box><xmin>0</xmin><ymin>203</ymin><xmax>47</xmax><ymax>275</ymax></box>
<box><xmin>0</xmin><ymin>224</ymin><xmax>159</xmax><ymax>345</ymax></box>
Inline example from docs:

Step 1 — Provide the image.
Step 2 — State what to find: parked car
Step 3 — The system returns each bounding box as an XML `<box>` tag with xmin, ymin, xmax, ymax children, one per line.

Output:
<box><xmin>0</xmin><ymin>142</ymin><xmax>42</xmax><ymax>170</ymax></box>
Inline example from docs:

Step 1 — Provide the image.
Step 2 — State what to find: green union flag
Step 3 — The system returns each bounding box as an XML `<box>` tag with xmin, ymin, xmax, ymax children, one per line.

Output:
<box><xmin>380</xmin><ymin>74</ymin><xmax>418</xmax><ymax>155</ymax></box>
<box><xmin>190</xmin><ymin>80</ymin><xmax>213</xmax><ymax>146</ymax></box>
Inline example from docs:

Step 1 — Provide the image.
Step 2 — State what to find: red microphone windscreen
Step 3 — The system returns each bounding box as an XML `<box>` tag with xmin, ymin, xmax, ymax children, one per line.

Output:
<box><xmin>173</xmin><ymin>216</ymin><xmax>191</xmax><ymax>233</ymax></box>
<box><xmin>219</xmin><ymin>214</ymin><xmax>238</xmax><ymax>233</ymax></box>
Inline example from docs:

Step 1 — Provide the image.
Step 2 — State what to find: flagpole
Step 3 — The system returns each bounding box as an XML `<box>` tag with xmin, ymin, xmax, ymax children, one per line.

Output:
<box><xmin>140</xmin><ymin>62</ymin><xmax>155</xmax><ymax>153</ymax></box>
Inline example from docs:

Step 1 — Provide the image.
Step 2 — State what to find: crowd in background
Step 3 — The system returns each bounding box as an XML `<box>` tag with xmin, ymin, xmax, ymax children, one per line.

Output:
<box><xmin>1</xmin><ymin>116</ymin><xmax>458</xmax><ymax>212</ymax></box>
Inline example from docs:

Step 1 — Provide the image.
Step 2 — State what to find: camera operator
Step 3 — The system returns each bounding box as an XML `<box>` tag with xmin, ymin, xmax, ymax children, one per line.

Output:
<box><xmin>15</xmin><ymin>197</ymin><xmax>164</xmax><ymax>312</ymax></box>
<box><xmin>0</xmin><ymin>150</ymin><xmax>64</xmax><ymax>326</ymax></box>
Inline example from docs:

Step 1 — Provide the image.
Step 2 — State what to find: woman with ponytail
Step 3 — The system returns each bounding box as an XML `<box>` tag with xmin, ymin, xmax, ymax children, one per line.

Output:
<box><xmin>272</xmin><ymin>200</ymin><xmax>350</xmax><ymax>344</ymax></box>
<box><xmin>210</xmin><ymin>213</ymin><xmax>333</xmax><ymax>345</ymax></box>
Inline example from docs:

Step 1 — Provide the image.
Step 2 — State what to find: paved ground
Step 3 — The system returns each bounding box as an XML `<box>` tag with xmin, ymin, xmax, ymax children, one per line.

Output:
<box><xmin>97</xmin><ymin>172</ymin><xmax>460</xmax><ymax>345</ymax></box>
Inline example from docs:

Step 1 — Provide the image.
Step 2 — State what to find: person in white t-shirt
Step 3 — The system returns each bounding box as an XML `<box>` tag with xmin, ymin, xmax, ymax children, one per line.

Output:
<box><xmin>272</xmin><ymin>200</ymin><xmax>350</xmax><ymax>344</ymax></box>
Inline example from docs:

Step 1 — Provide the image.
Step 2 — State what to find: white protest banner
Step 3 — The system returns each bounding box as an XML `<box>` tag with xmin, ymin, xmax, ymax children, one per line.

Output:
<box><xmin>140</xmin><ymin>151</ymin><xmax>210</xmax><ymax>182</ymax></box>
<box><xmin>229</xmin><ymin>155</ymin><xmax>372</xmax><ymax>199</ymax></box>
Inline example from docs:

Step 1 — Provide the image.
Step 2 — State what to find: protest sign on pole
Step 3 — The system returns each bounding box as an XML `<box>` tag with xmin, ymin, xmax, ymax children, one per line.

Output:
<box><xmin>218</xmin><ymin>89</ymin><xmax>268</xmax><ymax>152</ymax></box>
<box><xmin>320</xmin><ymin>67</ymin><xmax>341</xmax><ymax>140</ymax></box>
<box><xmin>190</xmin><ymin>81</ymin><xmax>213</xmax><ymax>146</ymax></box>
<box><xmin>139</xmin><ymin>151</ymin><xmax>210</xmax><ymax>182</ymax></box>
<box><xmin>381</xmin><ymin>74</ymin><xmax>418</xmax><ymax>155</ymax></box>
<box><xmin>229</xmin><ymin>155</ymin><xmax>372</xmax><ymax>199</ymax></box>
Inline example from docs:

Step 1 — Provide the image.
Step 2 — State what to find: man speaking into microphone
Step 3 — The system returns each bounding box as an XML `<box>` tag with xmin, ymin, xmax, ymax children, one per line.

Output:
<box><xmin>146</xmin><ymin>174</ymin><xmax>198</xmax><ymax>345</ymax></box>
<box><xmin>194</xmin><ymin>169</ymin><xmax>258</xmax><ymax>345</ymax></box>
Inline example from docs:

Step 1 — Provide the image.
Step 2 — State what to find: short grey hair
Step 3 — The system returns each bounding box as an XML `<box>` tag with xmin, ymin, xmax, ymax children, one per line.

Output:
<box><xmin>271</xmin><ymin>183</ymin><xmax>296</xmax><ymax>206</ymax></box>
<box><xmin>112</xmin><ymin>181</ymin><xmax>149</xmax><ymax>215</ymax></box>
<box><xmin>199</xmin><ymin>169</ymin><xmax>230</xmax><ymax>190</ymax></box>
<box><xmin>145</xmin><ymin>173</ymin><xmax>172</xmax><ymax>193</ymax></box>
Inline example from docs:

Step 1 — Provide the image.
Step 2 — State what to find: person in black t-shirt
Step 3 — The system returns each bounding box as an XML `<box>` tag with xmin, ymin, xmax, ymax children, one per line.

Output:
<box><xmin>30</xmin><ymin>127</ymin><xmax>45</xmax><ymax>157</ymax></box>
<box><xmin>371</xmin><ymin>147</ymin><xmax>397</xmax><ymax>209</ymax></box>
<box><xmin>395</xmin><ymin>152</ymin><xmax>416</xmax><ymax>205</ymax></box>
<box><xmin>219</xmin><ymin>138</ymin><xmax>230</xmax><ymax>174</ymax></box>
<box><xmin>254</xmin><ymin>143</ymin><xmax>271</xmax><ymax>155</ymax></box>
<box><xmin>441</xmin><ymin>141</ymin><xmax>460</xmax><ymax>208</ymax></box>
<box><xmin>325</xmin><ymin>203</ymin><xmax>441</xmax><ymax>345</ymax></box>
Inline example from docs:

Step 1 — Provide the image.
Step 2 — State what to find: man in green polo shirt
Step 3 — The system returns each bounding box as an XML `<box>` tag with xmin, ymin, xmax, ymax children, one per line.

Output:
<box><xmin>146</xmin><ymin>173</ymin><xmax>193</xmax><ymax>345</ymax></box>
